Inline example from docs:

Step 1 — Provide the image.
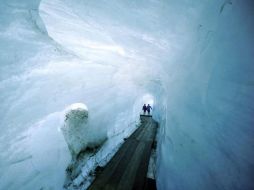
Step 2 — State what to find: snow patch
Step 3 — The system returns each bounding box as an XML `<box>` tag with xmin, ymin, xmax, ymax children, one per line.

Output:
<box><xmin>61</xmin><ymin>103</ymin><xmax>106</xmax><ymax>158</ymax></box>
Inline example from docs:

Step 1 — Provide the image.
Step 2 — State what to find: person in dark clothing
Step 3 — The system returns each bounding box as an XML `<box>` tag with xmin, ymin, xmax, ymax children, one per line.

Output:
<box><xmin>147</xmin><ymin>104</ymin><xmax>152</xmax><ymax>115</ymax></box>
<box><xmin>142</xmin><ymin>104</ymin><xmax>147</xmax><ymax>114</ymax></box>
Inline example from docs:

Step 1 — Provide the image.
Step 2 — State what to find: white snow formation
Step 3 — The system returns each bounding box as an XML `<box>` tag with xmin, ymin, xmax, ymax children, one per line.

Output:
<box><xmin>0</xmin><ymin>0</ymin><xmax>253</xmax><ymax>190</ymax></box>
<box><xmin>61</xmin><ymin>103</ymin><xmax>107</xmax><ymax>158</ymax></box>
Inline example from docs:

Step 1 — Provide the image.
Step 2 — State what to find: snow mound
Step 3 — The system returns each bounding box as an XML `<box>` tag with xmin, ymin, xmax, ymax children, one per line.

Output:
<box><xmin>61</xmin><ymin>103</ymin><xmax>105</xmax><ymax>158</ymax></box>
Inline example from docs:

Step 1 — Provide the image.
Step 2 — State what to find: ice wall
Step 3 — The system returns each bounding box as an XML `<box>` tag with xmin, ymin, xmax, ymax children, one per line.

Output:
<box><xmin>155</xmin><ymin>1</ymin><xmax>254</xmax><ymax>190</ymax></box>
<box><xmin>0</xmin><ymin>0</ymin><xmax>253</xmax><ymax>190</ymax></box>
<box><xmin>0</xmin><ymin>0</ymin><xmax>158</xmax><ymax>189</ymax></box>
<box><xmin>0</xmin><ymin>1</ymin><xmax>71</xmax><ymax>189</ymax></box>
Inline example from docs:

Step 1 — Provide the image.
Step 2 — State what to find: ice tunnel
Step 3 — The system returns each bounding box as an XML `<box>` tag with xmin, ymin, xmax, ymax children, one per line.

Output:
<box><xmin>0</xmin><ymin>0</ymin><xmax>253</xmax><ymax>190</ymax></box>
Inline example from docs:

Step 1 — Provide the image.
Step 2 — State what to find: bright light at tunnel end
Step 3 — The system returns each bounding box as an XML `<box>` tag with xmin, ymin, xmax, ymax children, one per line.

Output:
<box><xmin>142</xmin><ymin>94</ymin><xmax>154</xmax><ymax>106</ymax></box>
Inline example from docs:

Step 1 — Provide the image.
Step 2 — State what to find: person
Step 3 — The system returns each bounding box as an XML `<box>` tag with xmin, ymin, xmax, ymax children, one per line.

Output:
<box><xmin>142</xmin><ymin>104</ymin><xmax>147</xmax><ymax>114</ymax></box>
<box><xmin>147</xmin><ymin>104</ymin><xmax>152</xmax><ymax>115</ymax></box>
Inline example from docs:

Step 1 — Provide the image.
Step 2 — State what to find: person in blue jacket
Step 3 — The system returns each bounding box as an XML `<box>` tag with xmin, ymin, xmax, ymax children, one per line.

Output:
<box><xmin>147</xmin><ymin>104</ymin><xmax>152</xmax><ymax>115</ymax></box>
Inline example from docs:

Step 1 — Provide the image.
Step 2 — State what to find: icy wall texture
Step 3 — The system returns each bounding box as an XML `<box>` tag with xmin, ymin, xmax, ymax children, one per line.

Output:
<box><xmin>155</xmin><ymin>1</ymin><xmax>254</xmax><ymax>190</ymax></box>
<box><xmin>0</xmin><ymin>0</ymin><xmax>253</xmax><ymax>190</ymax></box>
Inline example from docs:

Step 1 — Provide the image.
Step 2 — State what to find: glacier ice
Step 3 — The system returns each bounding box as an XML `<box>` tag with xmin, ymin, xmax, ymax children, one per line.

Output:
<box><xmin>0</xmin><ymin>0</ymin><xmax>254</xmax><ymax>190</ymax></box>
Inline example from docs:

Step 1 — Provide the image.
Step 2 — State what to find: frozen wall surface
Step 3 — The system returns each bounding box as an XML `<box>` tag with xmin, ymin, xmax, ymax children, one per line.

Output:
<box><xmin>0</xmin><ymin>0</ymin><xmax>253</xmax><ymax>190</ymax></box>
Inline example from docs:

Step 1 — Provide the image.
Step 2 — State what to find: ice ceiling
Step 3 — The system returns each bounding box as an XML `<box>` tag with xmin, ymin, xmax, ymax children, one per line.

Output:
<box><xmin>0</xmin><ymin>0</ymin><xmax>254</xmax><ymax>190</ymax></box>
